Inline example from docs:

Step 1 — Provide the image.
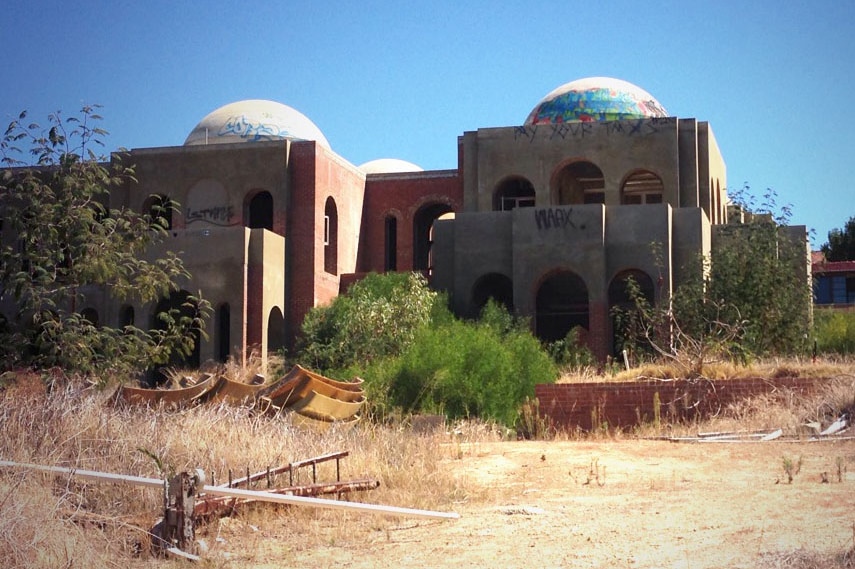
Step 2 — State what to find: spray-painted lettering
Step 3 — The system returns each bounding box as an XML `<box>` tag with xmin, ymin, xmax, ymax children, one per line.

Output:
<box><xmin>187</xmin><ymin>205</ymin><xmax>235</xmax><ymax>226</ymax></box>
<box><xmin>534</xmin><ymin>207</ymin><xmax>577</xmax><ymax>231</ymax></box>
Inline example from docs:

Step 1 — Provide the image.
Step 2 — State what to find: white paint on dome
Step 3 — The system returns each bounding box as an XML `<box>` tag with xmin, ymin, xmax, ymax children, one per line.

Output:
<box><xmin>184</xmin><ymin>99</ymin><xmax>330</xmax><ymax>148</ymax></box>
<box><xmin>359</xmin><ymin>158</ymin><xmax>423</xmax><ymax>174</ymax></box>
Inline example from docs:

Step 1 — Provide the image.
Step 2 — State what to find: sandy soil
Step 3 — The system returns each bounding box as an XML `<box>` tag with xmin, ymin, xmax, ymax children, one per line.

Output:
<box><xmin>201</xmin><ymin>437</ymin><xmax>855</xmax><ymax>569</ymax></box>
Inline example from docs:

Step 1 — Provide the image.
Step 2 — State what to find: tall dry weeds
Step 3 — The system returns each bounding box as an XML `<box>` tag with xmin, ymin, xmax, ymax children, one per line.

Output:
<box><xmin>0</xmin><ymin>372</ymin><xmax>489</xmax><ymax>568</ymax></box>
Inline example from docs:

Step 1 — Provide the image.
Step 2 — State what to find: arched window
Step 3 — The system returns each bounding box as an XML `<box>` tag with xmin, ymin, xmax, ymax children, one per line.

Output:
<box><xmin>552</xmin><ymin>161</ymin><xmax>605</xmax><ymax>205</ymax></box>
<box><xmin>247</xmin><ymin>191</ymin><xmax>273</xmax><ymax>230</ymax></box>
<box><xmin>144</xmin><ymin>194</ymin><xmax>173</xmax><ymax>230</ymax></box>
<box><xmin>384</xmin><ymin>214</ymin><xmax>398</xmax><ymax>271</ymax></box>
<box><xmin>493</xmin><ymin>176</ymin><xmax>536</xmax><ymax>211</ymax></box>
<box><xmin>535</xmin><ymin>270</ymin><xmax>589</xmax><ymax>343</ymax></box>
<box><xmin>413</xmin><ymin>202</ymin><xmax>453</xmax><ymax>272</ymax></box>
<box><xmin>621</xmin><ymin>170</ymin><xmax>664</xmax><ymax>205</ymax></box>
<box><xmin>217</xmin><ymin>303</ymin><xmax>230</xmax><ymax>363</ymax></box>
<box><xmin>324</xmin><ymin>197</ymin><xmax>338</xmax><ymax>275</ymax></box>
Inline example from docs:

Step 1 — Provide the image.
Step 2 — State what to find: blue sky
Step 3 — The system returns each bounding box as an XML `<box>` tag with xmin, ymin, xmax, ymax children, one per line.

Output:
<box><xmin>2</xmin><ymin>0</ymin><xmax>853</xmax><ymax>246</ymax></box>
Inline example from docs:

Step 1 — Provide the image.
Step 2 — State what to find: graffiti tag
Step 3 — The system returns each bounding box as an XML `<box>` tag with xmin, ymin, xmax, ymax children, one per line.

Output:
<box><xmin>187</xmin><ymin>205</ymin><xmax>235</xmax><ymax>226</ymax></box>
<box><xmin>534</xmin><ymin>208</ymin><xmax>577</xmax><ymax>231</ymax></box>
<box><xmin>217</xmin><ymin>115</ymin><xmax>291</xmax><ymax>142</ymax></box>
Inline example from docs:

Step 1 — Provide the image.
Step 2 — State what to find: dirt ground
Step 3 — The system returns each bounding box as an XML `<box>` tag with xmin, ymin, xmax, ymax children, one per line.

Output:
<box><xmin>202</xmin><ymin>437</ymin><xmax>855</xmax><ymax>569</ymax></box>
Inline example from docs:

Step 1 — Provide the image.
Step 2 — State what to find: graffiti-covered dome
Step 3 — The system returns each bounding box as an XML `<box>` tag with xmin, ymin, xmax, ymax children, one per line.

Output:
<box><xmin>525</xmin><ymin>77</ymin><xmax>668</xmax><ymax>124</ymax></box>
<box><xmin>184</xmin><ymin>99</ymin><xmax>330</xmax><ymax>148</ymax></box>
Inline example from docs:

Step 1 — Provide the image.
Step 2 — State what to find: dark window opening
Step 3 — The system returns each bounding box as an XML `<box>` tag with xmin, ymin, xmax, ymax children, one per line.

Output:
<box><xmin>248</xmin><ymin>191</ymin><xmax>273</xmax><ymax>230</ymax></box>
<box><xmin>384</xmin><ymin>215</ymin><xmax>398</xmax><ymax>271</ymax></box>
<box><xmin>324</xmin><ymin>197</ymin><xmax>338</xmax><ymax>275</ymax></box>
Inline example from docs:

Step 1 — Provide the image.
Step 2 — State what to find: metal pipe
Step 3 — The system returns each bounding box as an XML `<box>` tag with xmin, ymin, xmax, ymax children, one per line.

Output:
<box><xmin>0</xmin><ymin>460</ymin><xmax>459</xmax><ymax>520</ymax></box>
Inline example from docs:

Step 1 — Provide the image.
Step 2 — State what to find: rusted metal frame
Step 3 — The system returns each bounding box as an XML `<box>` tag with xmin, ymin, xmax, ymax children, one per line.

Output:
<box><xmin>220</xmin><ymin>451</ymin><xmax>349</xmax><ymax>489</ymax></box>
<box><xmin>0</xmin><ymin>459</ymin><xmax>460</xmax><ymax>520</ymax></box>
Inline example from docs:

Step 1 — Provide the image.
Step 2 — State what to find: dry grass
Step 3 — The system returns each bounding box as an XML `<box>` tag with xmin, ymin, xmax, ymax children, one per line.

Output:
<box><xmin>558</xmin><ymin>356</ymin><xmax>855</xmax><ymax>384</ymax></box>
<box><xmin>0</xmin><ymin>370</ymin><xmax>499</xmax><ymax>568</ymax></box>
<box><xmin>0</xmin><ymin>359</ymin><xmax>853</xmax><ymax>567</ymax></box>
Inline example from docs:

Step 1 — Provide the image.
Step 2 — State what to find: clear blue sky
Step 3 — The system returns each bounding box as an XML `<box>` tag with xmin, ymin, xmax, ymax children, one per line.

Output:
<box><xmin>2</xmin><ymin>0</ymin><xmax>853</xmax><ymax>247</ymax></box>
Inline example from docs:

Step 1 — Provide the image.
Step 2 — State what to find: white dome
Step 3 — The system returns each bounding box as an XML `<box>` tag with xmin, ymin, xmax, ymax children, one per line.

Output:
<box><xmin>359</xmin><ymin>158</ymin><xmax>423</xmax><ymax>174</ymax></box>
<box><xmin>184</xmin><ymin>99</ymin><xmax>330</xmax><ymax>148</ymax></box>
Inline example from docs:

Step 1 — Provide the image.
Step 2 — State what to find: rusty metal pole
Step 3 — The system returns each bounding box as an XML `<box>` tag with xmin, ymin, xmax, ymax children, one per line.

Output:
<box><xmin>154</xmin><ymin>470</ymin><xmax>205</xmax><ymax>556</ymax></box>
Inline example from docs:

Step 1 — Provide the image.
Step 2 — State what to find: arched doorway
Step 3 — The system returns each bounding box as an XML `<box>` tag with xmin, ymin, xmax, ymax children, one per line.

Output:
<box><xmin>267</xmin><ymin>307</ymin><xmax>285</xmax><ymax>356</ymax></box>
<box><xmin>535</xmin><ymin>270</ymin><xmax>589</xmax><ymax>342</ymax></box>
<box><xmin>493</xmin><ymin>176</ymin><xmax>536</xmax><ymax>211</ymax></box>
<box><xmin>471</xmin><ymin>273</ymin><xmax>514</xmax><ymax>317</ymax></box>
<box><xmin>608</xmin><ymin>269</ymin><xmax>655</xmax><ymax>356</ymax></box>
<box><xmin>413</xmin><ymin>202</ymin><xmax>453</xmax><ymax>272</ymax></box>
<box><xmin>552</xmin><ymin>161</ymin><xmax>605</xmax><ymax>205</ymax></box>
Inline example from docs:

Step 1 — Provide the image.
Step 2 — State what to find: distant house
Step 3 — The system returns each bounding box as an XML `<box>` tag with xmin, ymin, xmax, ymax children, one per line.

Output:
<box><xmin>813</xmin><ymin>252</ymin><xmax>855</xmax><ymax>309</ymax></box>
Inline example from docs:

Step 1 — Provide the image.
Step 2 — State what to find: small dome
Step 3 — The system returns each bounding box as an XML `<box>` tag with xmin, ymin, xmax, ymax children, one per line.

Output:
<box><xmin>359</xmin><ymin>158</ymin><xmax>423</xmax><ymax>174</ymax></box>
<box><xmin>525</xmin><ymin>77</ymin><xmax>668</xmax><ymax>125</ymax></box>
<box><xmin>184</xmin><ymin>99</ymin><xmax>330</xmax><ymax>148</ymax></box>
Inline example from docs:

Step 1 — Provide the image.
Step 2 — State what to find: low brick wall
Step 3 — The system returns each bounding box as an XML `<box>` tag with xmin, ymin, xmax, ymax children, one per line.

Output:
<box><xmin>535</xmin><ymin>377</ymin><xmax>832</xmax><ymax>432</ymax></box>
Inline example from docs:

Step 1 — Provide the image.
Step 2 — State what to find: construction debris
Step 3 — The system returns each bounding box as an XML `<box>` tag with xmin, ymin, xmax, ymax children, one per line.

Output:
<box><xmin>667</xmin><ymin>416</ymin><xmax>850</xmax><ymax>443</ymax></box>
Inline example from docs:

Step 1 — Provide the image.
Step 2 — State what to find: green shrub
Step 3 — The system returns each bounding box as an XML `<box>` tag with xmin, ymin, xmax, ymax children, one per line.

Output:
<box><xmin>298</xmin><ymin>272</ymin><xmax>437</xmax><ymax>371</ymax></box>
<box><xmin>380</xmin><ymin>312</ymin><xmax>557</xmax><ymax>426</ymax></box>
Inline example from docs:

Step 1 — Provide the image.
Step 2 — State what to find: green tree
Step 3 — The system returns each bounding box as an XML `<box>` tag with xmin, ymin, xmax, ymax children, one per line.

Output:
<box><xmin>298</xmin><ymin>271</ymin><xmax>437</xmax><ymax>372</ymax></box>
<box><xmin>821</xmin><ymin>216</ymin><xmax>855</xmax><ymax>261</ymax></box>
<box><xmin>620</xmin><ymin>186</ymin><xmax>812</xmax><ymax>372</ymax></box>
<box><xmin>706</xmin><ymin>187</ymin><xmax>811</xmax><ymax>355</ymax></box>
<box><xmin>0</xmin><ymin>107</ymin><xmax>209</xmax><ymax>378</ymax></box>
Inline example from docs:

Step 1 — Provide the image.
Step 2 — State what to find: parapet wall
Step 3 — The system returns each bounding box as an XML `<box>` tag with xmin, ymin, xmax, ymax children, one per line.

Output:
<box><xmin>535</xmin><ymin>377</ymin><xmax>831</xmax><ymax>431</ymax></box>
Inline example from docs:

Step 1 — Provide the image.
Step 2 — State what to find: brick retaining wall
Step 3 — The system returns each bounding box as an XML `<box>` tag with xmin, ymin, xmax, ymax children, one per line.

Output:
<box><xmin>535</xmin><ymin>377</ymin><xmax>832</xmax><ymax>432</ymax></box>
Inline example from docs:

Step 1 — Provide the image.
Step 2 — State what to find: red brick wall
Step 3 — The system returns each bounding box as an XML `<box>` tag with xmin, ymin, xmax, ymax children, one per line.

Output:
<box><xmin>360</xmin><ymin>172</ymin><xmax>462</xmax><ymax>273</ymax></box>
<box><xmin>286</xmin><ymin>143</ymin><xmax>318</xmax><ymax>347</ymax></box>
<box><xmin>535</xmin><ymin>377</ymin><xmax>832</xmax><ymax>431</ymax></box>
